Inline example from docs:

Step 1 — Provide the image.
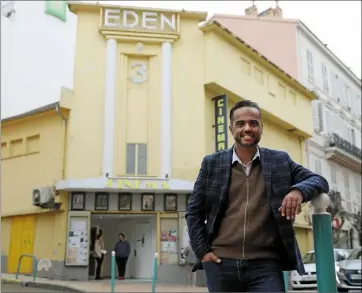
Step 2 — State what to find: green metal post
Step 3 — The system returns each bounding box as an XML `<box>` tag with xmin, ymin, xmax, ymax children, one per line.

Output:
<box><xmin>283</xmin><ymin>271</ymin><xmax>288</xmax><ymax>292</ymax></box>
<box><xmin>152</xmin><ymin>252</ymin><xmax>159</xmax><ymax>293</ymax></box>
<box><xmin>312</xmin><ymin>194</ymin><xmax>337</xmax><ymax>293</ymax></box>
<box><xmin>110</xmin><ymin>251</ymin><xmax>115</xmax><ymax>293</ymax></box>
<box><xmin>16</xmin><ymin>254</ymin><xmax>38</xmax><ymax>282</ymax></box>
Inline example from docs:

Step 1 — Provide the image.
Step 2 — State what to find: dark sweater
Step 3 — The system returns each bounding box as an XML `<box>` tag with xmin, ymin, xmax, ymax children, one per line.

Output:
<box><xmin>114</xmin><ymin>240</ymin><xmax>131</xmax><ymax>258</ymax></box>
<box><xmin>212</xmin><ymin>161</ymin><xmax>280</xmax><ymax>259</ymax></box>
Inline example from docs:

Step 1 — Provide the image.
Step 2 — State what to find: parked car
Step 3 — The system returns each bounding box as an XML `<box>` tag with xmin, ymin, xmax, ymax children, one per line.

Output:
<box><xmin>289</xmin><ymin>249</ymin><xmax>349</xmax><ymax>290</ymax></box>
<box><xmin>336</xmin><ymin>246</ymin><xmax>362</xmax><ymax>292</ymax></box>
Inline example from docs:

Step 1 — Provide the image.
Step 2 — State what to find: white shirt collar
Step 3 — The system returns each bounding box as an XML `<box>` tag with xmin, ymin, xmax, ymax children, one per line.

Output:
<box><xmin>232</xmin><ymin>145</ymin><xmax>260</xmax><ymax>166</ymax></box>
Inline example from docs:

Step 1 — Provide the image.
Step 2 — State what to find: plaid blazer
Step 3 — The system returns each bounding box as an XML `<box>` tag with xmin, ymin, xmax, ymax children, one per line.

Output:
<box><xmin>186</xmin><ymin>147</ymin><xmax>329</xmax><ymax>275</ymax></box>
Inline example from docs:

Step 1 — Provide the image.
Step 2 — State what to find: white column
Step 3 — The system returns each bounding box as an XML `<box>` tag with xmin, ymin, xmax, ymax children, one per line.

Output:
<box><xmin>160</xmin><ymin>41</ymin><xmax>172</xmax><ymax>179</ymax></box>
<box><xmin>102</xmin><ymin>38</ymin><xmax>117</xmax><ymax>177</ymax></box>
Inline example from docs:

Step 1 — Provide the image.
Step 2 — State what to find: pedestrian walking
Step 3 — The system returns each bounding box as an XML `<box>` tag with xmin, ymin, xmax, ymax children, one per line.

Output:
<box><xmin>186</xmin><ymin>100</ymin><xmax>329</xmax><ymax>292</ymax></box>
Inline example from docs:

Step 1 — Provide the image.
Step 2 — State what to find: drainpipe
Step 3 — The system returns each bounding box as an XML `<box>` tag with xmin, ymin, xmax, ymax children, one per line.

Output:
<box><xmin>55</xmin><ymin>102</ymin><xmax>68</xmax><ymax>180</ymax></box>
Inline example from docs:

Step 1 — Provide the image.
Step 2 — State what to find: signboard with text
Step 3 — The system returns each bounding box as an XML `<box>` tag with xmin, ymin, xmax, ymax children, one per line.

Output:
<box><xmin>214</xmin><ymin>95</ymin><xmax>228</xmax><ymax>152</ymax></box>
<box><xmin>106</xmin><ymin>179</ymin><xmax>169</xmax><ymax>190</ymax></box>
<box><xmin>102</xmin><ymin>8</ymin><xmax>179</xmax><ymax>33</ymax></box>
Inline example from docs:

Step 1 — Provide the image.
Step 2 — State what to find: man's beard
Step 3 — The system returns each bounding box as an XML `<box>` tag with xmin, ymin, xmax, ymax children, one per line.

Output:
<box><xmin>234</xmin><ymin>134</ymin><xmax>260</xmax><ymax>147</ymax></box>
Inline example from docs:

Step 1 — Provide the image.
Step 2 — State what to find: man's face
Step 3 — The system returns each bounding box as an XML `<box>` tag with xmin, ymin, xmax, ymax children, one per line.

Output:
<box><xmin>229</xmin><ymin>107</ymin><xmax>263</xmax><ymax>147</ymax></box>
<box><xmin>119</xmin><ymin>235</ymin><xmax>124</xmax><ymax>241</ymax></box>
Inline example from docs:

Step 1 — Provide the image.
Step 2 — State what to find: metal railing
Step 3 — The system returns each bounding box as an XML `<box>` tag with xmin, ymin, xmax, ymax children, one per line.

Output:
<box><xmin>15</xmin><ymin>254</ymin><xmax>38</xmax><ymax>282</ymax></box>
<box><xmin>109</xmin><ymin>251</ymin><xmax>159</xmax><ymax>293</ymax></box>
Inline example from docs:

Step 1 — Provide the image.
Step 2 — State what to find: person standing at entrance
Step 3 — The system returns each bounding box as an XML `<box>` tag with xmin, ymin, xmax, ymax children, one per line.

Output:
<box><xmin>186</xmin><ymin>100</ymin><xmax>329</xmax><ymax>292</ymax></box>
<box><xmin>183</xmin><ymin>241</ymin><xmax>198</xmax><ymax>287</ymax></box>
<box><xmin>114</xmin><ymin>233</ymin><xmax>131</xmax><ymax>280</ymax></box>
<box><xmin>94</xmin><ymin>234</ymin><xmax>105</xmax><ymax>280</ymax></box>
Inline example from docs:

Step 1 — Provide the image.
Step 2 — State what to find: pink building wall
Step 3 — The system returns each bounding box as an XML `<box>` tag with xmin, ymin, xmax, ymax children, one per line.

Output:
<box><xmin>214</xmin><ymin>16</ymin><xmax>299</xmax><ymax>79</ymax></box>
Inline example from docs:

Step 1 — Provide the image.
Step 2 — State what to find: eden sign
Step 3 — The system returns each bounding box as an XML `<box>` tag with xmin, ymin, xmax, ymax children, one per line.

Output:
<box><xmin>103</xmin><ymin>8</ymin><xmax>177</xmax><ymax>32</ymax></box>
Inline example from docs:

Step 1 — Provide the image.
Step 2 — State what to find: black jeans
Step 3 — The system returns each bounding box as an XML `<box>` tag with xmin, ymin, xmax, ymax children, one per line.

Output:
<box><xmin>95</xmin><ymin>254</ymin><xmax>104</xmax><ymax>278</ymax></box>
<box><xmin>116</xmin><ymin>256</ymin><xmax>128</xmax><ymax>277</ymax></box>
<box><xmin>202</xmin><ymin>258</ymin><xmax>285</xmax><ymax>292</ymax></box>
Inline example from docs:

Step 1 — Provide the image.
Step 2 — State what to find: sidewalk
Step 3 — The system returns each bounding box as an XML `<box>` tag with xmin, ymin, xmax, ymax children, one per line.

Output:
<box><xmin>1</xmin><ymin>273</ymin><xmax>208</xmax><ymax>292</ymax></box>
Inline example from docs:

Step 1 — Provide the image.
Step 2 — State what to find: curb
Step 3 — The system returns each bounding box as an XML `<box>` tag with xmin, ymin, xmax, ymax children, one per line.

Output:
<box><xmin>1</xmin><ymin>278</ymin><xmax>85</xmax><ymax>292</ymax></box>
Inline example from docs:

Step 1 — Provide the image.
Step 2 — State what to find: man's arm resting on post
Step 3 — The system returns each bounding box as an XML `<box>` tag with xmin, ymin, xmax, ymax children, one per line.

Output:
<box><xmin>185</xmin><ymin>157</ymin><xmax>212</xmax><ymax>261</ymax></box>
<box><xmin>286</xmin><ymin>153</ymin><xmax>329</xmax><ymax>203</ymax></box>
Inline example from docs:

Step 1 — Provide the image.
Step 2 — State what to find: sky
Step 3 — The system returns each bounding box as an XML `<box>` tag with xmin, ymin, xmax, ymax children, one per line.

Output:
<box><xmin>92</xmin><ymin>0</ymin><xmax>362</xmax><ymax>79</ymax></box>
<box><xmin>1</xmin><ymin>1</ymin><xmax>360</xmax><ymax>119</ymax></box>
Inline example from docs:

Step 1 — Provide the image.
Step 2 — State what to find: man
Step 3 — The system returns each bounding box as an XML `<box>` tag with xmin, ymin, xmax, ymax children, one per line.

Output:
<box><xmin>183</xmin><ymin>241</ymin><xmax>198</xmax><ymax>287</ymax></box>
<box><xmin>114</xmin><ymin>233</ymin><xmax>131</xmax><ymax>280</ymax></box>
<box><xmin>186</xmin><ymin>100</ymin><xmax>329</xmax><ymax>292</ymax></box>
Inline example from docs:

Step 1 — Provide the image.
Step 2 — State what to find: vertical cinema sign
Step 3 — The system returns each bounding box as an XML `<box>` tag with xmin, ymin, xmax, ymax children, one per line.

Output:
<box><xmin>214</xmin><ymin>95</ymin><xmax>228</xmax><ymax>152</ymax></box>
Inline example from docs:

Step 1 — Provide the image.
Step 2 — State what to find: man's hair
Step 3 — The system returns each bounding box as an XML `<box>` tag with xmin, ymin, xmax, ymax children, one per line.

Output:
<box><xmin>119</xmin><ymin>233</ymin><xmax>125</xmax><ymax>238</ymax></box>
<box><xmin>229</xmin><ymin>100</ymin><xmax>262</xmax><ymax>122</ymax></box>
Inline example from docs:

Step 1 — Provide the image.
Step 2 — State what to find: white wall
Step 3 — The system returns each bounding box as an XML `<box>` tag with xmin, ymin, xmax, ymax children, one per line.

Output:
<box><xmin>1</xmin><ymin>1</ymin><xmax>77</xmax><ymax>119</ymax></box>
<box><xmin>297</xmin><ymin>26</ymin><xmax>361</xmax><ymax>144</ymax></box>
<box><xmin>296</xmin><ymin>25</ymin><xmax>361</xmax><ymax>228</ymax></box>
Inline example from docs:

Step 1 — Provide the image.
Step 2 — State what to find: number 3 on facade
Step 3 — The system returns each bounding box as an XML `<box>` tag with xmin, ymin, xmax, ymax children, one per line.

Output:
<box><xmin>130</xmin><ymin>62</ymin><xmax>147</xmax><ymax>83</ymax></box>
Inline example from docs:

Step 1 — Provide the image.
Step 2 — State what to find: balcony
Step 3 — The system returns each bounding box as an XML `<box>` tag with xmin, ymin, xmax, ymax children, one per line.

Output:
<box><xmin>325</xmin><ymin>133</ymin><xmax>362</xmax><ymax>173</ymax></box>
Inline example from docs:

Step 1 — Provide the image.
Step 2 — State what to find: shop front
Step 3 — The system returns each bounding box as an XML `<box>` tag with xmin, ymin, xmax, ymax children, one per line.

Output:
<box><xmin>57</xmin><ymin>177</ymin><xmax>195</xmax><ymax>284</ymax></box>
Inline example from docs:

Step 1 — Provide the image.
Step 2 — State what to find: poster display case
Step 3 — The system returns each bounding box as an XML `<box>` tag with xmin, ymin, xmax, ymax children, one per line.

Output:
<box><xmin>65</xmin><ymin>211</ymin><xmax>91</xmax><ymax>266</ymax></box>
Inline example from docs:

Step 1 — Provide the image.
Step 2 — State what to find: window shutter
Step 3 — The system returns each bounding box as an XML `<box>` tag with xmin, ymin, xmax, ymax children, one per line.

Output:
<box><xmin>317</xmin><ymin>102</ymin><xmax>324</xmax><ymax>132</ymax></box>
<box><xmin>312</xmin><ymin>101</ymin><xmax>320</xmax><ymax>132</ymax></box>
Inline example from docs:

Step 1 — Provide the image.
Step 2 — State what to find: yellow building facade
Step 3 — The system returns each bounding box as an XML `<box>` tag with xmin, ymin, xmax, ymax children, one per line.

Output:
<box><xmin>1</xmin><ymin>2</ymin><xmax>316</xmax><ymax>283</ymax></box>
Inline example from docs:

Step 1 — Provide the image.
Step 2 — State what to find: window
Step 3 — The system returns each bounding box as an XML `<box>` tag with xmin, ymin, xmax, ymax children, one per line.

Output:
<box><xmin>355</xmin><ymin>94</ymin><xmax>361</xmax><ymax>117</ymax></box>
<box><xmin>324</xmin><ymin>109</ymin><xmax>331</xmax><ymax>134</ymax></box>
<box><xmin>338</xmin><ymin>79</ymin><xmax>346</xmax><ymax>105</ymax></box>
<box><xmin>348</xmin><ymin>128</ymin><xmax>356</xmax><ymax>145</ymax></box>
<box><xmin>126</xmin><ymin>143</ymin><xmax>147</xmax><ymax>175</ymax></box>
<box><xmin>355</xmin><ymin>176</ymin><xmax>361</xmax><ymax>204</ymax></box>
<box><xmin>330</xmin><ymin>167</ymin><xmax>337</xmax><ymax>186</ymax></box>
<box><xmin>312</xmin><ymin>101</ymin><xmax>320</xmax><ymax>132</ymax></box>
<box><xmin>315</xmin><ymin>158</ymin><xmax>322</xmax><ymax>175</ymax></box>
<box><xmin>345</xmin><ymin>84</ymin><xmax>351</xmax><ymax>109</ymax></box>
<box><xmin>321</xmin><ymin>63</ymin><xmax>329</xmax><ymax>93</ymax></box>
<box><xmin>331</xmin><ymin>73</ymin><xmax>340</xmax><ymax>101</ymax></box>
<box><xmin>306</xmin><ymin>50</ymin><xmax>314</xmax><ymax>83</ymax></box>
<box><xmin>344</xmin><ymin>174</ymin><xmax>352</xmax><ymax>212</ymax></box>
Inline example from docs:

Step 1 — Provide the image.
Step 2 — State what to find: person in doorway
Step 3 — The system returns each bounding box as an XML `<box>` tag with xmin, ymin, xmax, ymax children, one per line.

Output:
<box><xmin>114</xmin><ymin>233</ymin><xmax>131</xmax><ymax>280</ymax></box>
<box><xmin>183</xmin><ymin>241</ymin><xmax>198</xmax><ymax>288</ymax></box>
<box><xmin>94</xmin><ymin>234</ymin><xmax>105</xmax><ymax>280</ymax></box>
<box><xmin>186</xmin><ymin>100</ymin><xmax>329</xmax><ymax>292</ymax></box>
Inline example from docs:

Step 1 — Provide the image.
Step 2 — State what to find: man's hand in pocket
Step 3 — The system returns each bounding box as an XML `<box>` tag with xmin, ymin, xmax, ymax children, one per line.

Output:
<box><xmin>201</xmin><ymin>252</ymin><xmax>221</xmax><ymax>263</ymax></box>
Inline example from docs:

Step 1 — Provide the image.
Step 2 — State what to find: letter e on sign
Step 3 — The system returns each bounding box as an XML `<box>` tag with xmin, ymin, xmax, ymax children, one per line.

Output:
<box><xmin>104</xmin><ymin>9</ymin><xmax>120</xmax><ymax>27</ymax></box>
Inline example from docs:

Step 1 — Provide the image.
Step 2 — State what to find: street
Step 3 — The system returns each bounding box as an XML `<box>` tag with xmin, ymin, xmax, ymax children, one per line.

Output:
<box><xmin>2</xmin><ymin>284</ymin><xmax>59</xmax><ymax>292</ymax></box>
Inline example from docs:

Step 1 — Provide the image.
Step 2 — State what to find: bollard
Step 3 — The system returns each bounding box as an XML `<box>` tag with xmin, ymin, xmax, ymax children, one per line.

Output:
<box><xmin>311</xmin><ymin>193</ymin><xmax>337</xmax><ymax>293</ymax></box>
<box><xmin>151</xmin><ymin>252</ymin><xmax>159</xmax><ymax>293</ymax></box>
<box><xmin>283</xmin><ymin>271</ymin><xmax>289</xmax><ymax>292</ymax></box>
<box><xmin>110</xmin><ymin>251</ymin><xmax>116</xmax><ymax>293</ymax></box>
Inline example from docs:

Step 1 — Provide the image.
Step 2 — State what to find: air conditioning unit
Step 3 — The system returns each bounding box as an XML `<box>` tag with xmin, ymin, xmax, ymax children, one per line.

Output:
<box><xmin>32</xmin><ymin>186</ymin><xmax>56</xmax><ymax>209</ymax></box>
